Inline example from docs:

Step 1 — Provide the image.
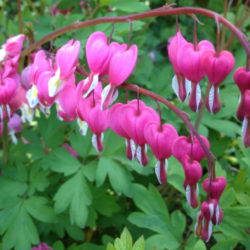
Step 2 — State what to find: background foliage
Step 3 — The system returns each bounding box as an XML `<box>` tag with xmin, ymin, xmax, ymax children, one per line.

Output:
<box><xmin>0</xmin><ymin>0</ymin><xmax>249</xmax><ymax>249</ymax></box>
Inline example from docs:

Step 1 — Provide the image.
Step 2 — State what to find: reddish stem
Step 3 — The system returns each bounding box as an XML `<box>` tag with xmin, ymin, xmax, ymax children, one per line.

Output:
<box><xmin>176</xmin><ymin>15</ymin><xmax>179</xmax><ymax>32</ymax></box>
<box><xmin>193</xmin><ymin>19</ymin><xmax>198</xmax><ymax>51</ymax></box>
<box><xmin>21</xmin><ymin>6</ymin><xmax>250</xmax><ymax>58</ymax></box>
<box><xmin>136</xmin><ymin>86</ymin><xmax>140</xmax><ymax>115</ymax></box>
<box><xmin>155</xmin><ymin>100</ymin><xmax>163</xmax><ymax>131</ymax></box>
<box><xmin>247</xmin><ymin>56</ymin><xmax>250</xmax><ymax>71</ymax></box>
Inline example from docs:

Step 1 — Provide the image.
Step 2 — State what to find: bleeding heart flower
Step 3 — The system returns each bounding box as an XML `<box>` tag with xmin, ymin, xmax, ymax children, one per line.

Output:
<box><xmin>0</xmin><ymin>34</ymin><xmax>25</xmax><ymax>62</ymax></box>
<box><xmin>109</xmin><ymin>103</ymin><xmax>136</xmax><ymax>160</ymax></box>
<box><xmin>101</xmin><ymin>45</ymin><xmax>138</xmax><ymax>110</ymax></box>
<box><xmin>168</xmin><ymin>30</ymin><xmax>191</xmax><ymax>102</ymax></box>
<box><xmin>203</xmin><ymin>176</ymin><xmax>226</xmax><ymax>201</ymax></box>
<box><xmin>144</xmin><ymin>122</ymin><xmax>178</xmax><ymax>184</ymax></box>
<box><xmin>201</xmin><ymin>50</ymin><xmax>235</xmax><ymax>114</ymax></box>
<box><xmin>0</xmin><ymin>77</ymin><xmax>18</xmax><ymax>105</ymax></box>
<box><xmin>77</xmin><ymin>84</ymin><xmax>109</xmax><ymax>152</ymax></box>
<box><xmin>181</xmin><ymin>155</ymin><xmax>202</xmax><ymax>208</ymax></box>
<box><xmin>21</xmin><ymin>65</ymin><xmax>32</xmax><ymax>90</ymax></box>
<box><xmin>57</xmin><ymin>84</ymin><xmax>77</xmax><ymax>122</ymax></box>
<box><xmin>119</xmin><ymin>100</ymin><xmax>160</xmax><ymax>166</ymax></box>
<box><xmin>242</xmin><ymin>90</ymin><xmax>250</xmax><ymax>147</ymax></box>
<box><xmin>200</xmin><ymin>199</ymin><xmax>218</xmax><ymax>242</ymax></box>
<box><xmin>233</xmin><ymin>67</ymin><xmax>250</xmax><ymax>121</ymax></box>
<box><xmin>177</xmin><ymin>40</ymin><xmax>214</xmax><ymax>112</ymax></box>
<box><xmin>172</xmin><ymin>135</ymin><xmax>210</xmax><ymax>163</ymax></box>
<box><xmin>83</xmin><ymin>32</ymin><xmax>110</xmax><ymax>97</ymax></box>
<box><xmin>48</xmin><ymin>40</ymin><xmax>80</xmax><ymax>98</ymax></box>
<box><xmin>8</xmin><ymin>86</ymin><xmax>27</xmax><ymax>112</ymax></box>
<box><xmin>26</xmin><ymin>50</ymin><xmax>53</xmax><ymax>108</ymax></box>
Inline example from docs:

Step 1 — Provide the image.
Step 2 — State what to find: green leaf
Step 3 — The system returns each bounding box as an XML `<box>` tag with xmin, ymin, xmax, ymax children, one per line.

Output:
<box><xmin>52</xmin><ymin>240</ymin><xmax>65</xmax><ymax>250</ymax></box>
<box><xmin>53</xmin><ymin>214</ymin><xmax>85</xmax><ymax>241</ymax></box>
<box><xmin>25</xmin><ymin>196</ymin><xmax>57</xmax><ymax>223</ymax></box>
<box><xmin>217</xmin><ymin>206</ymin><xmax>250</xmax><ymax>240</ymax></box>
<box><xmin>92</xmin><ymin>186</ymin><xmax>120</xmax><ymax>217</ymax></box>
<box><xmin>106</xmin><ymin>243</ymin><xmax>116</xmax><ymax>250</ymax></box>
<box><xmin>211</xmin><ymin>239</ymin><xmax>237</xmax><ymax>250</ymax></box>
<box><xmin>2</xmin><ymin>202</ymin><xmax>39</xmax><ymax>250</ymax></box>
<box><xmin>193</xmin><ymin>240</ymin><xmax>206</xmax><ymax>250</ymax></box>
<box><xmin>128</xmin><ymin>184</ymin><xmax>180</xmax><ymax>249</ymax></box>
<box><xmin>233</xmin><ymin>168</ymin><xmax>247</xmax><ymax>192</ymax></box>
<box><xmin>37</xmin><ymin>108</ymin><xmax>65</xmax><ymax>148</ymax></box>
<box><xmin>132</xmin><ymin>236</ymin><xmax>145</xmax><ymax>250</ymax></box>
<box><xmin>54</xmin><ymin>171</ymin><xmax>92</xmax><ymax>227</ymax></box>
<box><xmin>28</xmin><ymin>162</ymin><xmax>50</xmax><ymax>195</ymax></box>
<box><xmin>0</xmin><ymin>177</ymin><xmax>27</xmax><ymax>201</ymax></box>
<box><xmin>110</xmin><ymin>0</ymin><xmax>149</xmax><ymax>12</ymax></box>
<box><xmin>100</xmin><ymin>0</ymin><xmax>115</xmax><ymax>6</ymax></box>
<box><xmin>146</xmin><ymin>233</ymin><xmax>180</xmax><ymax>250</ymax></box>
<box><xmin>114</xmin><ymin>228</ymin><xmax>133</xmax><ymax>250</ymax></box>
<box><xmin>96</xmin><ymin>157</ymin><xmax>133</xmax><ymax>196</ymax></box>
<box><xmin>46</xmin><ymin>148</ymin><xmax>81</xmax><ymax>176</ymax></box>
<box><xmin>202</xmin><ymin>118</ymin><xmax>241</xmax><ymax>138</ymax></box>
<box><xmin>57</xmin><ymin>0</ymin><xmax>81</xmax><ymax>9</ymax></box>
<box><xmin>171</xmin><ymin>210</ymin><xmax>186</xmax><ymax>240</ymax></box>
<box><xmin>69</xmin><ymin>131</ymin><xmax>93</xmax><ymax>158</ymax></box>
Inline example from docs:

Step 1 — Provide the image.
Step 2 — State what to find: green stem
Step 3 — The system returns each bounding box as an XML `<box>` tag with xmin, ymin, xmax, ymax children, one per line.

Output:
<box><xmin>194</xmin><ymin>85</ymin><xmax>210</xmax><ymax>130</ymax></box>
<box><xmin>17</xmin><ymin>0</ymin><xmax>23</xmax><ymax>33</ymax></box>
<box><xmin>2</xmin><ymin>116</ymin><xmax>9</xmax><ymax>164</ymax></box>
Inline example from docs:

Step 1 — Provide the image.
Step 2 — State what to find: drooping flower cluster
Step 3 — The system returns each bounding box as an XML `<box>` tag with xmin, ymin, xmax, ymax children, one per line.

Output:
<box><xmin>168</xmin><ymin>29</ymin><xmax>235</xmax><ymax>113</ymax></box>
<box><xmin>234</xmin><ymin>67</ymin><xmax>250</xmax><ymax>147</ymax></box>
<box><xmin>0</xmin><ymin>34</ymin><xmax>25</xmax><ymax>142</ymax></box>
<box><xmin>195</xmin><ymin>177</ymin><xmax>227</xmax><ymax>242</ymax></box>
<box><xmin>0</xmin><ymin>29</ymin><xmax>237</xmax><ymax>244</ymax></box>
<box><xmin>172</xmin><ymin>135</ymin><xmax>209</xmax><ymax>208</ymax></box>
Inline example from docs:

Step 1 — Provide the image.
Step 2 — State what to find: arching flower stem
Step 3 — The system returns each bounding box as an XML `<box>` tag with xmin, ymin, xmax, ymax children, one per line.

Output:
<box><xmin>21</xmin><ymin>6</ymin><xmax>250</xmax><ymax>59</ymax></box>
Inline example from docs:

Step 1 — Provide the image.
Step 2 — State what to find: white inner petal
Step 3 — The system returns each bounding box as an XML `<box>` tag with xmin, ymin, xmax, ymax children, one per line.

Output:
<box><xmin>39</xmin><ymin>103</ymin><xmax>51</xmax><ymax>116</ymax></box>
<box><xmin>207</xmin><ymin>220</ymin><xmax>213</xmax><ymax>242</ymax></box>
<box><xmin>130</xmin><ymin>139</ymin><xmax>136</xmax><ymax>160</ymax></box>
<box><xmin>6</xmin><ymin>105</ymin><xmax>11</xmax><ymax>119</ymax></box>
<box><xmin>238</xmin><ymin>94</ymin><xmax>242</xmax><ymax>104</ymax></box>
<box><xmin>21</xmin><ymin>103</ymin><xmax>34</xmax><ymax>123</ymax></box>
<box><xmin>26</xmin><ymin>85</ymin><xmax>39</xmax><ymax>108</ymax></box>
<box><xmin>208</xmin><ymin>203</ymin><xmax>214</xmax><ymax>219</ymax></box>
<box><xmin>165</xmin><ymin>158</ymin><xmax>168</xmax><ymax>172</ymax></box>
<box><xmin>101</xmin><ymin>84</ymin><xmax>111</xmax><ymax>110</ymax></box>
<box><xmin>185</xmin><ymin>184</ymin><xmax>191</xmax><ymax>207</ymax></box>
<box><xmin>195</xmin><ymin>83</ymin><xmax>201</xmax><ymax>112</ymax></box>
<box><xmin>136</xmin><ymin>145</ymin><xmax>143</xmax><ymax>166</ymax></box>
<box><xmin>172</xmin><ymin>75</ymin><xmax>179</xmax><ymax>100</ymax></box>
<box><xmin>208</xmin><ymin>85</ymin><xmax>215</xmax><ymax>114</ymax></box>
<box><xmin>196</xmin><ymin>182</ymin><xmax>199</xmax><ymax>197</ymax></box>
<box><xmin>0</xmin><ymin>49</ymin><xmax>6</xmax><ymax>62</ymax></box>
<box><xmin>77</xmin><ymin>118</ymin><xmax>88</xmax><ymax>136</ymax></box>
<box><xmin>242</xmin><ymin>117</ymin><xmax>247</xmax><ymax>146</ymax></box>
<box><xmin>0</xmin><ymin>106</ymin><xmax>3</xmax><ymax>121</ymax></box>
<box><xmin>215</xmin><ymin>205</ymin><xmax>220</xmax><ymax>225</ymax></box>
<box><xmin>9</xmin><ymin>131</ymin><xmax>18</xmax><ymax>144</ymax></box>
<box><xmin>83</xmin><ymin>74</ymin><xmax>99</xmax><ymax>98</ymax></box>
<box><xmin>48</xmin><ymin>68</ymin><xmax>61</xmax><ymax>97</ymax></box>
<box><xmin>91</xmin><ymin>134</ymin><xmax>98</xmax><ymax>152</ymax></box>
<box><xmin>111</xmin><ymin>88</ymin><xmax>119</xmax><ymax>105</ymax></box>
<box><xmin>194</xmin><ymin>211</ymin><xmax>202</xmax><ymax>235</ymax></box>
<box><xmin>155</xmin><ymin>160</ymin><xmax>161</xmax><ymax>184</ymax></box>
<box><xmin>185</xmin><ymin>78</ymin><xmax>191</xmax><ymax>101</ymax></box>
